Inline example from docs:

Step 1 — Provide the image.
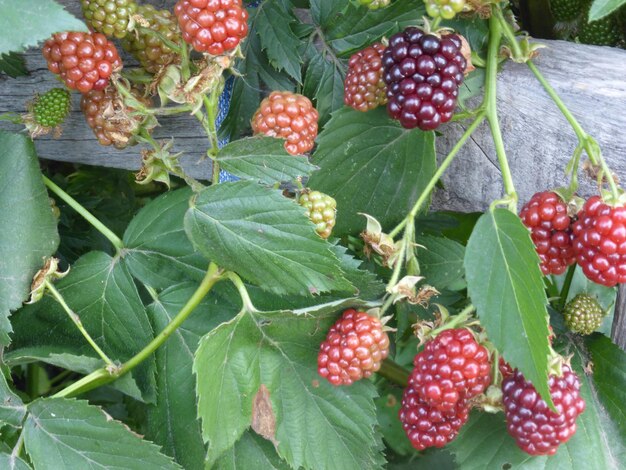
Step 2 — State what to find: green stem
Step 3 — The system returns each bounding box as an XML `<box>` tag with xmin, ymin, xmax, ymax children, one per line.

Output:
<box><xmin>203</xmin><ymin>90</ymin><xmax>222</xmax><ymax>183</ymax></box>
<box><xmin>559</xmin><ymin>264</ymin><xmax>576</xmax><ymax>311</ymax></box>
<box><xmin>485</xmin><ymin>14</ymin><xmax>517</xmax><ymax>211</ymax></box>
<box><xmin>224</xmin><ymin>271</ymin><xmax>257</xmax><ymax>312</ymax></box>
<box><xmin>180</xmin><ymin>43</ymin><xmax>191</xmax><ymax>82</ymax></box>
<box><xmin>46</xmin><ymin>280</ymin><xmax>114</xmax><ymax>367</ymax></box>
<box><xmin>377</xmin><ymin>359</ymin><xmax>410</xmax><ymax>388</ymax></box>
<box><xmin>389</xmin><ymin>113</ymin><xmax>486</xmax><ymax>239</ymax></box>
<box><xmin>53</xmin><ymin>263</ymin><xmax>224</xmax><ymax>398</ymax></box>
<box><xmin>493</xmin><ymin>7</ymin><xmax>524</xmax><ymax>59</ymax></box>
<box><xmin>43</xmin><ymin>176</ymin><xmax>124</xmax><ymax>252</ymax></box>
<box><xmin>430</xmin><ymin>304</ymin><xmax>477</xmax><ymax>337</ymax></box>
<box><xmin>527</xmin><ymin>61</ymin><xmax>620</xmax><ymax>200</ymax></box>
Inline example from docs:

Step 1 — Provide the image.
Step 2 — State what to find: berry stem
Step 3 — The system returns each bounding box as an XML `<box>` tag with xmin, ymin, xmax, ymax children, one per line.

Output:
<box><xmin>45</xmin><ymin>280</ymin><xmax>115</xmax><ymax>367</ymax></box>
<box><xmin>53</xmin><ymin>262</ymin><xmax>225</xmax><ymax>398</ymax></box>
<box><xmin>493</xmin><ymin>7</ymin><xmax>524</xmax><ymax>59</ymax></box>
<box><xmin>388</xmin><ymin>113</ymin><xmax>486</xmax><ymax>239</ymax></box>
<box><xmin>43</xmin><ymin>176</ymin><xmax>124</xmax><ymax>252</ymax></box>
<box><xmin>203</xmin><ymin>90</ymin><xmax>222</xmax><ymax>183</ymax></box>
<box><xmin>223</xmin><ymin>271</ymin><xmax>258</xmax><ymax>313</ymax></box>
<box><xmin>559</xmin><ymin>264</ymin><xmax>577</xmax><ymax>311</ymax></box>
<box><xmin>377</xmin><ymin>358</ymin><xmax>410</xmax><ymax>387</ymax></box>
<box><xmin>485</xmin><ymin>13</ymin><xmax>517</xmax><ymax>211</ymax></box>
<box><xmin>527</xmin><ymin>61</ymin><xmax>620</xmax><ymax>201</ymax></box>
<box><xmin>429</xmin><ymin>303</ymin><xmax>477</xmax><ymax>337</ymax></box>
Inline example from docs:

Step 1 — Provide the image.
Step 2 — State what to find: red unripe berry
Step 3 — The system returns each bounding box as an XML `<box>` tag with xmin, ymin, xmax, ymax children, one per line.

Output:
<box><xmin>344</xmin><ymin>43</ymin><xmax>388</xmax><ymax>112</ymax></box>
<box><xmin>317</xmin><ymin>309</ymin><xmax>390</xmax><ymax>386</ymax></box>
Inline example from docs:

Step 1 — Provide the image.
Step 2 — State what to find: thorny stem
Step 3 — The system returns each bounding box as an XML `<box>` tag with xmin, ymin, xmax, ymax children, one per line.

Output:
<box><xmin>53</xmin><ymin>263</ymin><xmax>224</xmax><ymax>398</ymax></box>
<box><xmin>377</xmin><ymin>359</ymin><xmax>410</xmax><ymax>388</ymax></box>
<box><xmin>43</xmin><ymin>176</ymin><xmax>124</xmax><ymax>252</ymax></box>
<box><xmin>485</xmin><ymin>13</ymin><xmax>517</xmax><ymax>211</ymax></box>
<box><xmin>45</xmin><ymin>280</ymin><xmax>114</xmax><ymax>367</ymax></box>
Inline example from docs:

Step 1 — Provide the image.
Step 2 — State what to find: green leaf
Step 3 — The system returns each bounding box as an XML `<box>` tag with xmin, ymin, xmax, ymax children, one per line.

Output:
<box><xmin>308</xmin><ymin>108</ymin><xmax>436</xmax><ymax>236</ymax></box>
<box><xmin>144</xmin><ymin>282</ymin><xmax>241</xmax><ymax>470</ymax></box>
<box><xmin>123</xmin><ymin>188</ymin><xmax>208</xmax><ymax>290</ymax></box>
<box><xmin>586</xmin><ymin>334</ymin><xmax>626</xmax><ymax>437</ymax></box>
<box><xmin>214</xmin><ymin>432</ymin><xmax>291</xmax><ymax>470</ymax></box>
<box><xmin>0</xmin><ymin>52</ymin><xmax>27</xmax><ymax>78</ymax></box>
<box><xmin>217</xmin><ymin>136</ymin><xmax>317</xmax><ymax>184</ymax></box>
<box><xmin>417</xmin><ymin>236</ymin><xmax>465</xmax><ymax>291</ymax></box>
<box><xmin>23</xmin><ymin>398</ymin><xmax>181</xmax><ymax>469</ymax></box>
<box><xmin>310</xmin><ymin>0</ymin><xmax>348</xmax><ymax>26</ymax></box>
<box><xmin>0</xmin><ymin>131</ymin><xmax>59</xmax><ymax>346</ymax></box>
<box><xmin>303</xmin><ymin>53</ymin><xmax>346</xmax><ymax>127</ymax></box>
<box><xmin>194</xmin><ymin>300</ymin><xmax>385</xmax><ymax>469</ymax></box>
<box><xmin>0</xmin><ymin>0</ymin><xmax>86</xmax><ymax>55</ymax></box>
<box><xmin>255</xmin><ymin>0</ymin><xmax>303</xmax><ymax>82</ymax></box>
<box><xmin>449</xmin><ymin>348</ymin><xmax>626</xmax><ymax>469</ymax></box>
<box><xmin>589</xmin><ymin>0</ymin><xmax>626</xmax><ymax>21</ymax></box>
<box><xmin>0</xmin><ymin>372</ymin><xmax>25</xmax><ymax>428</ymax></box>
<box><xmin>9</xmin><ymin>251</ymin><xmax>156</xmax><ymax>402</ymax></box>
<box><xmin>326</xmin><ymin>0</ymin><xmax>426</xmax><ymax>56</ymax></box>
<box><xmin>0</xmin><ymin>452</ymin><xmax>30</xmax><ymax>470</ymax></box>
<box><xmin>464</xmin><ymin>209</ymin><xmax>552</xmax><ymax>406</ymax></box>
<box><xmin>184</xmin><ymin>181</ymin><xmax>353</xmax><ymax>296</ymax></box>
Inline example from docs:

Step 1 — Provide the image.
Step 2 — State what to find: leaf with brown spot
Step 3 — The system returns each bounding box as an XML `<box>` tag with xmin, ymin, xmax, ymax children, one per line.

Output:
<box><xmin>252</xmin><ymin>384</ymin><xmax>278</xmax><ymax>446</ymax></box>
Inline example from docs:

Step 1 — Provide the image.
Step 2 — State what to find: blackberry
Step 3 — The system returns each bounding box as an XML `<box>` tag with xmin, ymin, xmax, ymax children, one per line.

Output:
<box><xmin>563</xmin><ymin>293</ymin><xmax>606</xmax><ymax>335</ymax></box>
<box><xmin>122</xmin><ymin>4</ymin><xmax>181</xmax><ymax>73</ymax></box>
<box><xmin>382</xmin><ymin>27</ymin><xmax>467</xmax><ymax>130</ymax></box>
<box><xmin>299</xmin><ymin>190</ymin><xmax>337</xmax><ymax>239</ymax></box>
<box><xmin>31</xmin><ymin>88</ymin><xmax>71</xmax><ymax>128</ymax></box>
<box><xmin>344</xmin><ymin>43</ymin><xmax>388</xmax><ymax>112</ymax></box>
<box><xmin>81</xmin><ymin>0</ymin><xmax>138</xmax><ymax>39</ymax></box>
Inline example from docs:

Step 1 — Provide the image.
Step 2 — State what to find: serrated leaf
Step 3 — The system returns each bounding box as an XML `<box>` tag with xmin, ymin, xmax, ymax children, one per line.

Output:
<box><xmin>0</xmin><ymin>0</ymin><xmax>86</xmax><ymax>55</ymax></box>
<box><xmin>417</xmin><ymin>236</ymin><xmax>465</xmax><ymax>291</ymax></box>
<box><xmin>0</xmin><ymin>52</ymin><xmax>27</xmax><ymax>78</ymax></box>
<box><xmin>184</xmin><ymin>181</ymin><xmax>353</xmax><ymax>296</ymax></box>
<box><xmin>123</xmin><ymin>188</ymin><xmax>208</xmax><ymax>290</ymax></box>
<box><xmin>217</xmin><ymin>136</ymin><xmax>317</xmax><ymax>184</ymax></box>
<box><xmin>326</xmin><ymin>0</ymin><xmax>426</xmax><ymax>56</ymax></box>
<box><xmin>8</xmin><ymin>251</ymin><xmax>156</xmax><ymax>402</ymax></box>
<box><xmin>310</xmin><ymin>0</ymin><xmax>348</xmax><ymax>26</ymax></box>
<box><xmin>23</xmin><ymin>398</ymin><xmax>181</xmax><ymax>469</ymax></box>
<box><xmin>0</xmin><ymin>131</ymin><xmax>59</xmax><ymax>346</ymax></box>
<box><xmin>589</xmin><ymin>0</ymin><xmax>626</xmax><ymax>21</ymax></box>
<box><xmin>308</xmin><ymin>108</ymin><xmax>436</xmax><ymax>236</ymax></box>
<box><xmin>465</xmin><ymin>209</ymin><xmax>552</xmax><ymax>407</ymax></box>
<box><xmin>144</xmin><ymin>282</ymin><xmax>240</xmax><ymax>470</ymax></box>
<box><xmin>0</xmin><ymin>452</ymin><xmax>30</xmax><ymax>470</ymax></box>
<box><xmin>303</xmin><ymin>53</ymin><xmax>346</xmax><ymax>127</ymax></box>
<box><xmin>213</xmin><ymin>432</ymin><xmax>291</xmax><ymax>470</ymax></box>
<box><xmin>256</xmin><ymin>0</ymin><xmax>303</xmax><ymax>82</ymax></box>
<box><xmin>586</xmin><ymin>334</ymin><xmax>626</xmax><ymax>438</ymax></box>
<box><xmin>0</xmin><ymin>372</ymin><xmax>25</xmax><ymax>428</ymax></box>
<box><xmin>194</xmin><ymin>301</ymin><xmax>385</xmax><ymax>469</ymax></box>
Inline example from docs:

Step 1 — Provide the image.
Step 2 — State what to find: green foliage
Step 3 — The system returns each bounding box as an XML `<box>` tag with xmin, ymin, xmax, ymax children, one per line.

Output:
<box><xmin>0</xmin><ymin>52</ymin><xmax>27</xmax><ymax>78</ymax></box>
<box><xmin>0</xmin><ymin>132</ymin><xmax>59</xmax><ymax>346</ymax></box>
<box><xmin>214</xmin><ymin>431</ymin><xmax>291</xmax><ymax>470</ymax></box>
<box><xmin>0</xmin><ymin>372</ymin><xmax>26</xmax><ymax>429</ymax></box>
<box><xmin>589</xmin><ymin>0</ymin><xmax>626</xmax><ymax>20</ymax></box>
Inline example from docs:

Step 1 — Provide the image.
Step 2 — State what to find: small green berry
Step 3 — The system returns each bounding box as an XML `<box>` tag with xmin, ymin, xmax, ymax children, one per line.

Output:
<box><xmin>299</xmin><ymin>190</ymin><xmax>337</xmax><ymax>239</ymax></box>
<box><xmin>425</xmin><ymin>0</ymin><xmax>466</xmax><ymax>20</ymax></box>
<box><xmin>563</xmin><ymin>293</ymin><xmax>606</xmax><ymax>335</ymax></box>
<box><xmin>81</xmin><ymin>0</ymin><xmax>138</xmax><ymax>39</ymax></box>
<box><xmin>357</xmin><ymin>0</ymin><xmax>391</xmax><ymax>10</ymax></box>
<box><xmin>32</xmin><ymin>88</ymin><xmax>71</xmax><ymax>128</ymax></box>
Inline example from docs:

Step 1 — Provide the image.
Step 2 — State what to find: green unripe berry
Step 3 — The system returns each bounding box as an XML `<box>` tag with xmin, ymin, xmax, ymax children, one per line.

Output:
<box><xmin>563</xmin><ymin>293</ymin><xmax>606</xmax><ymax>335</ymax></box>
<box><xmin>32</xmin><ymin>88</ymin><xmax>71</xmax><ymax>128</ymax></box>
<box><xmin>299</xmin><ymin>190</ymin><xmax>337</xmax><ymax>239</ymax></box>
<box><xmin>81</xmin><ymin>0</ymin><xmax>138</xmax><ymax>39</ymax></box>
<box><xmin>357</xmin><ymin>0</ymin><xmax>391</xmax><ymax>10</ymax></box>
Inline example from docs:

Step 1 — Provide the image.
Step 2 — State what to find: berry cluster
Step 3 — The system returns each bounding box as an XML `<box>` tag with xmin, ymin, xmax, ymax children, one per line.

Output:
<box><xmin>81</xmin><ymin>87</ymin><xmax>149</xmax><ymax>149</ymax></box>
<box><xmin>31</xmin><ymin>88</ymin><xmax>71</xmax><ymax>128</ymax></box>
<box><xmin>42</xmin><ymin>32</ymin><xmax>122</xmax><ymax>93</ymax></box>
<box><xmin>251</xmin><ymin>91</ymin><xmax>319</xmax><ymax>155</ymax></box>
<box><xmin>80</xmin><ymin>0</ymin><xmax>138</xmax><ymax>39</ymax></box>
<box><xmin>563</xmin><ymin>293</ymin><xmax>606</xmax><ymax>335</ymax></box>
<box><xmin>502</xmin><ymin>365</ymin><xmax>586</xmax><ymax>455</ymax></box>
<box><xmin>357</xmin><ymin>0</ymin><xmax>390</xmax><ymax>10</ymax></box>
<box><xmin>122</xmin><ymin>4</ymin><xmax>181</xmax><ymax>73</ymax></box>
<box><xmin>382</xmin><ymin>27</ymin><xmax>466</xmax><ymax>130</ymax></box>
<box><xmin>572</xmin><ymin>195</ymin><xmax>626</xmax><ymax>287</ymax></box>
<box><xmin>519</xmin><ymin>191</ymin><xmax>575</xmax><ymax>276</ymax></box>
<box><xmin>425</xmin><ymin>0</ymin><xmax>466</xmax><ymax>20</ymax></box>
<box><xmin>344</xmin><ymin>43</ymin><xmax>388</xmax><ymax>112</ymax></box>
<box><xmin>299</xmin><ymin>190</ymin><xmax>337</xmax><ymax>239</ymax></box>
<box><xmin>174</xmin><ymin>0</ymin><xmax>249</xmax><ymax>55</ymax></box>
<box><xmin>317</xmin><ymin>309</ymin><xmax>390</xmax><ymax>386</ymax></box>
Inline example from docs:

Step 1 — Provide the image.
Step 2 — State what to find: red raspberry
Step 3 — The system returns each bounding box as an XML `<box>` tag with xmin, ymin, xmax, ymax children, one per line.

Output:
<box><xmin>520</xmin><ymin>191</ymin><xmax>575</xmax><ymax>276</ymax></box>
<box><xmin>502</xmin><ymin>365</ymin><xmax>585</xmax><ymax>455</ymax></box>
<box><xmin>317</xmin><ymin>309</ymin><xmax>390</xmax><ymax>386</ymax></box>
<box><xmin>42</xmin><ymin>32</ymin><xmax>122</xmax><ymax>94</ymax></box>
<box><xmin>399</xmin><ymin>377</ymin><xmax>469</xmax><ymax>450</ymax></box>
<box><xmin>382</xmin><ymin>27</ymin><xmax>466</xmax><ymax>130</ymax></box>
<box><xmin>251</xmin><ymin>91</ymin><xmax>319</xmax><ymax>155</ymax></box>
<box><xmin>344</xmin><ymin>43</ymin><xmax>388</xmax><ymax>112</ymax></box>
<box><xmin>174</xmin><ymin>0</ymin><xmax>249</xmax><ymax>55</ymax></box>
<box><xmin>572</xmin><ymin>195</ymin><xmax>626</xmax><ymax>286</ymax></box>
<box><xmin>412</xmin><ymin>328</ymin><xmax>491</xmax><ymax>412</ymax></box>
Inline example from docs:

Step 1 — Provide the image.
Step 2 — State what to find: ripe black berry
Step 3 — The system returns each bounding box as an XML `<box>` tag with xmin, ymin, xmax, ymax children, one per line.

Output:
<box><xmin>382</xmin><ymin>27</ymin><xmax>466</xmax><ymax>130</ymax></box>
